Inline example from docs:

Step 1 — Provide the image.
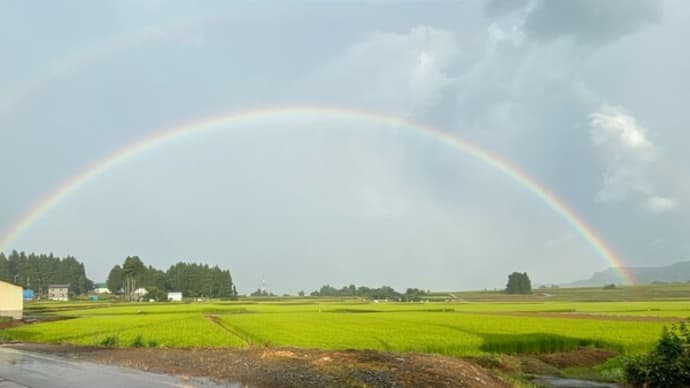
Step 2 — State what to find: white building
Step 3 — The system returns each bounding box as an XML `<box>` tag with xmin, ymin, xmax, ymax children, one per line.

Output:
<box><xmin>0</xmin><ymin>281</ymin><xmax>23</xmax><ymax>319</ymax></box>
<box><xmin>93</xmin><ymin>282</ymin><xmax>111</xmax><ymax>294</ymax></box>
<box><xmin>132</xmin><ymin>287</ymin><xmax>148</xmax><ymax>301</ymax></box>
<box><xmin>48</xmin><ymin>284</ymin><xmax>70</xmax><ymax>301</ymax></box>
<box><xmin>167</xmin><ymin>292</ymin><xmax>182</xmax><ymax>302</ymax></box>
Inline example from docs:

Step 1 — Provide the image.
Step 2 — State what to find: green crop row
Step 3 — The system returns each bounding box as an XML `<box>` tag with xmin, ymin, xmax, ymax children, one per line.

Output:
<box><xmin>7</xmin><ymin>300</ymin><xmax>682</xmax><ymax>355</ymax></box>
<box><xmin>38</xmin><ymin>300</ymin><xmax>690</xmax><ymax>317</ymax></box>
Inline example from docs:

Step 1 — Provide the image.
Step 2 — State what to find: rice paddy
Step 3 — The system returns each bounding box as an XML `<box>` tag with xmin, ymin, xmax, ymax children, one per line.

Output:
<box><xmin>6</xmin><ymin>286</ymin><xmax>690</xmax><ymax>357</ymax></box>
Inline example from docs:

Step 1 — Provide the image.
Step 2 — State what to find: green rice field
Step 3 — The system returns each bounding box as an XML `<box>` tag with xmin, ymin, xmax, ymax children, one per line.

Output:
<box><xmin>5</xmin><ymin>285</ymin><xmax>690</xmax><ymax>357</ymax></box>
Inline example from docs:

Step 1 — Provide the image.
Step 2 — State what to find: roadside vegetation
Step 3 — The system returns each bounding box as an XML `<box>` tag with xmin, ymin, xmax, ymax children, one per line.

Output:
<box><xmin>624</xmin><ymin>319</ymin><xmax>690</xmax><ymax>387</ymax></box>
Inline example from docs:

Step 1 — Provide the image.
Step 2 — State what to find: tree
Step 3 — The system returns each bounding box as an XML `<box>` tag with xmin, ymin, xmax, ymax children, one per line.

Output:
<box><xmin>625</xmin><ymin>320</ymin><xmax>690</xmax><ymax>386</ymax></box>
<box><xmin>122</xmin><ymin>256</ymin><xmax>145</xmax><ymax>301</ymax></box>
<box><xmin>506</xmin><ymin>272</ymin><xmax>532</xmax><ymax>294</ymax></box>
<box><xmin>250</xmin><ymin>288</ymin><xmax>270</xmax><ymax>297</ymax></box>
<box><xmin>0</xmin><ymin>251</ymin><xmax>92</xmax><ymax>296</ymax></box>
<box><xmin>107</xmin><ymin>265</ymin><xmax>124</xmax><ymax>294</ymax></box>
<box><xmin>162</xmin><ymin>262</ymin><xmax>236</xmax><ymax>298</ymax></box>
<box><xmin>404</xmin><ymin>288</ymin><xmax>427</xmax><ymax>302</ymax></box>
<box><xmin>145</xmin><ymin>286</ymin><xmax>168</xmax><ymax>302</ymax></box>
<box><xmin>0</xmin><ymin>253</ymin><xmax>9</xmax><ymax>281</ymax></box>
<box><xmin>308</xmin><ymin>284</ymin><xmax>424</xmax><ymax>301</ymax></box>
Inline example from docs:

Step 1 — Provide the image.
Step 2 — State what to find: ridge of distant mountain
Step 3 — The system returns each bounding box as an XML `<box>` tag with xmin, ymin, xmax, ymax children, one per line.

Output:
<box><xmin>567</xmin><ymin>261</ymin><xmax>690</xmax><ymax>287</ymax></box>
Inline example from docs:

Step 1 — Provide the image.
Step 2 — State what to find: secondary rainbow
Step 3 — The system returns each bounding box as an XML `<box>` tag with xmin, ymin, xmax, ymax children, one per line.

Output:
<box><xmin>0</xmin><ymin>106</ymin><xmax>634</xmax><ymax>284</ymax></box>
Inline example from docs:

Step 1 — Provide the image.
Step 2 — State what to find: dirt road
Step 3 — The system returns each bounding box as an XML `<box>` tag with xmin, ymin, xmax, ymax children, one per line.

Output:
<box><xmin>5</xmin><ymin>343</ymin><xmax>509</xmax><ymax>387</ymax></box>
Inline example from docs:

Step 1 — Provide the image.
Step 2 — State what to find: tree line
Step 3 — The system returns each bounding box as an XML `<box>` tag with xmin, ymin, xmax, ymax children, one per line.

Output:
<box><xmin>107</xmin><ymin>256</ymin><xmax>238</xmax><ymax>300</ymax></box>
<box><xmin>0</xmin><ymin>251</ymin><xmax>92</xmax><ymax>295</ymax></box>
<box><xmin>2</xmin><ymin>250</ymin><xmax>535</xmax><ymax>299</ymax></box>
<box><xmin>309</xmin><ymin>284</ymin><xmax>428</xmax><ymax>301</ymax></box>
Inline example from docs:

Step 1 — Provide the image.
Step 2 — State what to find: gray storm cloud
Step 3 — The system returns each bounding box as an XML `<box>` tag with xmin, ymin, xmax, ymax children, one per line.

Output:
<box><xmin>484</xmin><ymin>0</ymin><xmax>529</xmax><ymax>18</ymax></box>
<box><xmin>298</xmin><ymin>26</ymin><xmax>459</xmax><ymax>116</ymax></box>
<box><xmin>0</xmin><ymin>1</ymin><xmax>688</xmax><ymax>292</ymax></box>
<box><xmin>524</xmin><ymin>0</ymin><xmax>661</xmax><ymax>45</ymax></box>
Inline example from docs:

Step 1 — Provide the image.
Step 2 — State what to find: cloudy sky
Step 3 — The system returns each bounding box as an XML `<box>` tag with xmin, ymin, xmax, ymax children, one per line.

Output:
<box><xmin>1</xmin><ymin>0</ymin><xmax>688</xmax><ymax>293</ymax></box>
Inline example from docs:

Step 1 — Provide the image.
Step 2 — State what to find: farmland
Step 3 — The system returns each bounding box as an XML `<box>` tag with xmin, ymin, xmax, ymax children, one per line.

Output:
<box><xmin>6</xmin><ymin>285</ymin><xmax>690</xmax><ymax>357</ymax></box>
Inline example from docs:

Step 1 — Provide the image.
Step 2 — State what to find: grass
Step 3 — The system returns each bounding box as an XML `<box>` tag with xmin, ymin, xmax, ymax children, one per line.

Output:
<box><xmin>431</xmin><ymin>283</ymin><xmax>690</xmax><ymax>302</ymax></box>
<box><xmin>5</xmin><ymin>300</ymin><xmax>683</xmax><ymax>356</ymax></box>
<box><xmin>9</xmin><ymin>285</ymin><xmax>688</xmax><ymax>386</ymax></box>
<box><xmin>561</xmin><ymin>356</ymin><xmax>628</xmax><ymax>384</ymax></box>
<box><xmin>7</xmin><ymin>284</ymin><xmax>690</xmax><ymax>356</ymax></box>
<box><xmin>7</xmin><ymin>312</ymin><xmax>245</xmax><ymax>348</ymax></box>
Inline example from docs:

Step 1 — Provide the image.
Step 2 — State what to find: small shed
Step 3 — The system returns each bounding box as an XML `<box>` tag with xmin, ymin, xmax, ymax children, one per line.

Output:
<box><xmin>23</xmin><ymin>289</ymin><xmax>34</xmax><ymax>301</ymax></box>
<box><xmin>0</xmin><ymin>280</ymin><xmax>23</xmax><ymax>319</ymax></box>
<box><xmin>167</xmin><ymin>292</ymin><xmax>182</xmax><ymax>302</ymax></box>
<box><xmin>48</xmin><ymin>284</ymin><xmax>70</xmax><ymax>301</ymax></box>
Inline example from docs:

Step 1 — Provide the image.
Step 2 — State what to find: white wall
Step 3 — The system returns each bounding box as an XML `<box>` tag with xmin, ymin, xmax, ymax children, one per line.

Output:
<box><xmin>167</xmin><ymin>292</ymin><xmax>182</xmax><ymax>302</ymax></box>
<box><xmin>0</xmin><ymin>281</ymin><xmax>23</xmax><ymax>319</ymax></box>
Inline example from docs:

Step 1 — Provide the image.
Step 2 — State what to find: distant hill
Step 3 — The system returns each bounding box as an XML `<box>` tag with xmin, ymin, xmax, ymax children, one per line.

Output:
<box><xmin>567</xmin><ymin>261</ymin><xmax>690</xmax><ymax>287</ymax></box>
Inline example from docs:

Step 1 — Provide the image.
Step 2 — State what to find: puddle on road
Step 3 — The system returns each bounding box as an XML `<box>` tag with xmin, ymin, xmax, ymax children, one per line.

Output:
<box><xmin>533</xmin><ymin>375</ymin><xmax>621</xmax><ymax>387</ymax></box>
<box><xmin>0</xmin><ymin>347</ymin><xmax>243</xmax><ymax>388</ymax></box>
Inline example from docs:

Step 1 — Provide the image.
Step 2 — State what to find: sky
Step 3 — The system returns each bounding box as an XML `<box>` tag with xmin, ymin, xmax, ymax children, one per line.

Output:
<box><xmin>1</xmin><ymin>0</ymin><xmax>688</xmax><ymax>294</ymax></box>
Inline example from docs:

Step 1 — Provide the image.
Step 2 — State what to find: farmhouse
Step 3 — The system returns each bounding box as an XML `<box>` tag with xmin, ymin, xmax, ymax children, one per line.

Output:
<box><xmin>167</xmin><ymin>292</ymin><xmax>182</xmax><ymax>302</ymax></box>
<box><xmin>0</xmin><ymin>280</ymin><xmax>23</xmax><ymax>319</ymax></box>
<box><xmin>48</xmin><ymin>284</ymin><xmax>70</xmax><ymax>301</ymax></box>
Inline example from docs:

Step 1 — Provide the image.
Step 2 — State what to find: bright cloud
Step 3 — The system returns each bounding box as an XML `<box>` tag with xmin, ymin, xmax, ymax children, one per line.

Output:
<box><xmin>646</xmin><ymin>196</ymin><xmax>678</xmax><ymax>214</ymax></box>
<box><xmin>589</xmin><ymin>105</ymin><xmax>677</xmax><ymax>214</ymax></box>
<box><xmin>590</xmin><ymin>105</ymin><xmax>655</xmax><ymax>157</ymax></box>
<box><xmin>301</xmin><ymin>26</ymin><xmax>458</xmax><ymax>115</ymax></box>
<box><xmin>589</xmin><ymin>105</ymin><xmax>654</xmax><ymax>203</ymax></box>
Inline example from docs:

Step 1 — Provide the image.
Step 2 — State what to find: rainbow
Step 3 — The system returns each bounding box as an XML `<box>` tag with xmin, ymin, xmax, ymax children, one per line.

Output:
<box><xmin>0</xmin><ymin>106</ymin><xmax>634</xmax><ymax>284</ymax></box>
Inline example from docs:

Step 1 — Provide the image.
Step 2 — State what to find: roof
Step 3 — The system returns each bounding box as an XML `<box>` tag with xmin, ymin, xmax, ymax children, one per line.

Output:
<box><xmin>0</xmin><ymin>280</ymin><xmax>21</xmax><ymax>288</ymax></box>
<box><xmin>48</xmin><ymin>284</ymin><xmax>70</xmax><ymax>288</ymax></box>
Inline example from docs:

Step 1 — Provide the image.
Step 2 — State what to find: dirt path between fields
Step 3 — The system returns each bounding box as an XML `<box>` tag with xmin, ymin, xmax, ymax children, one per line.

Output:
<box><xmin>205</xmin><ymin>314</ymin><xmax>251</xmax><ymax>346</ymax></box>
<box><xmin>5</xmin><ymin>343</ymin><xmax>510</xmax><ymax>387</ymax></box>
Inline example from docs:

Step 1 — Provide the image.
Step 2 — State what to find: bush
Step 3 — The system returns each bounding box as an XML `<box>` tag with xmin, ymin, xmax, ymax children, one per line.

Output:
<box><xmin>0</xmin><ymin>331</ymin><xmax>12</xmax><ymax>343</ymax></box>
<box><xmin>145</xmin><ymin>287</ymin><xmax>168</xmax><ymax>302</ymax></box>
<box><xmin>473</xmin><ymin>354</ymin><xmax>502</xmax><ymax>369</ymax></box>
<box><xmin>100</xmin><ymin>335</ymin><xmax>119</xmax><ymax>347</ymax></box>
<box><xmin>131</xmin><ymin>335</ymin><xmax>145</xmax><ymax>348</ymax></box>
<box><xmin>479</xmin><ymin>333</ymin><xmax>615</xmax><ymax>354</ymax></box>
<box><xmin>625</xmin><ymin>321</ymin><xmax>690</xmax><ymax>387</ymax></box>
